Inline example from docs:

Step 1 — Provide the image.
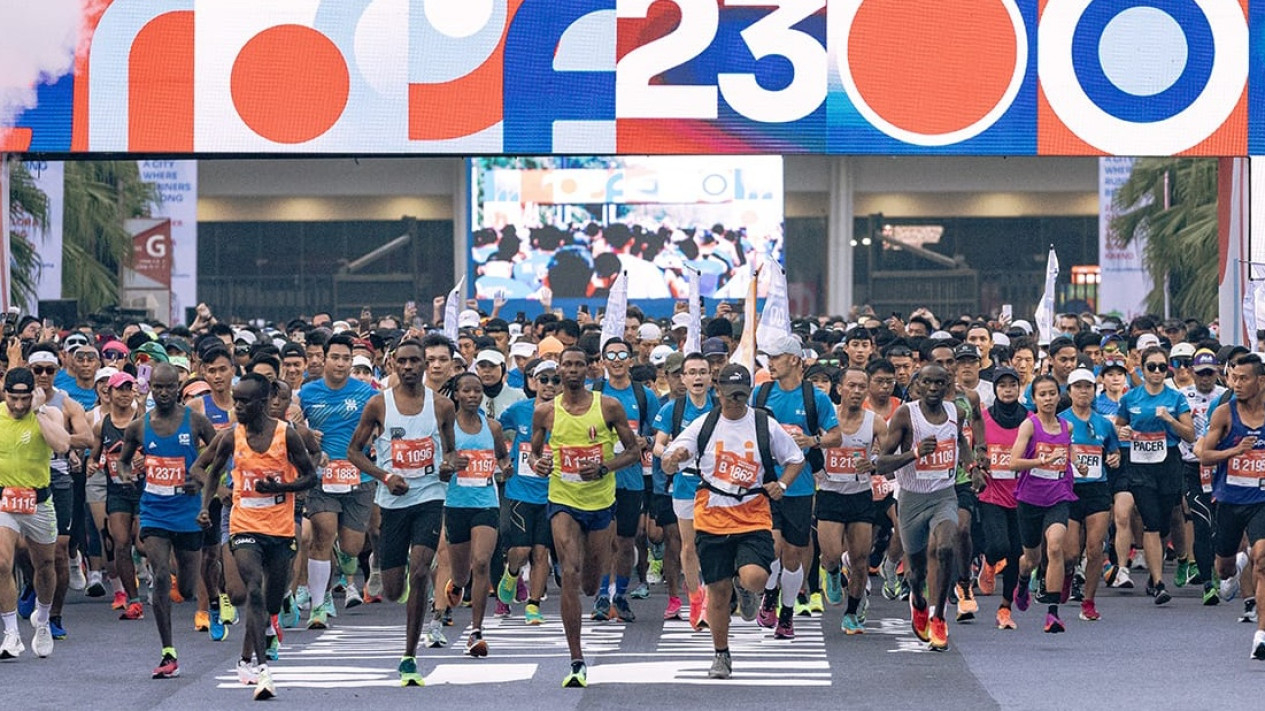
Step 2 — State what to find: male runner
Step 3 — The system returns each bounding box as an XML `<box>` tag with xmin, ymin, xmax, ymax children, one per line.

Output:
<box><xmin>190</xmin><ymin>346</ymin><xmax>237</xmax><ymax>635</ymax></box>
<box><xmin>530</xmin><ymin>347</ymin><xmax>641</xmax><ymax>688</ymax></box>
<box><xmin>116</xmin><ymin>364</ymin><xmax>218</xmax><ymax>677</ymax></box>
<box><xmin>196</xmin><ymin>374</ymin><xmax>317</xmax><ymax>699</ymax></box>
<box><xmin>348</xmin><ymin>338</ymin><xmax>457</xmax><ymax>683</ymax></box>
<box><xmin>0</xmin><ymin>368</ymin><xmax>71</xmax><ymax>660</ymax></box>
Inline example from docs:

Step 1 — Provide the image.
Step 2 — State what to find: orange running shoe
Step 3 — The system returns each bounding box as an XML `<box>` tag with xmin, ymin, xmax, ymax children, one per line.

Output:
<box><xmin>688</xmin><ymin>590</ymin><xmax>705</xmax><ymax>631</ymax></box>
<box><xmin>928</xmin><ymin>617</ymin><xmax>949</xmax><ymax>651</ymax></box>
<box><xmin>978</xmin><ymin>561</ymin><xmax>997</xmax><ymax>596</ymax></box>
<box><xmin>996</xmin><ymin>606</ymin><xmax>1017</xmax><ymax>630</ymax></box>
<box><xmin>910</xmin><ymin>600</ymin><xmax>930</xmax><ymax>642</ymax></box>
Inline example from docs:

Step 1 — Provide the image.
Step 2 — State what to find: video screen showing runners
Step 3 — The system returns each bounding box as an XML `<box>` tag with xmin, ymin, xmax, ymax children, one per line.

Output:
<box><xmin>469</xmin><ymin>156</ymin><xmax>784</xmax><ymax>316</ymax></box>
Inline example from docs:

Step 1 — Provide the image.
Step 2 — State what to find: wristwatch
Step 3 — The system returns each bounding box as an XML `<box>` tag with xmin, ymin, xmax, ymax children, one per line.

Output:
<box><xmin>598</xmin><ymin>464</ymin><xmax>610</xmax><ymax>477</ymax></box>
<box><xmin>776</xmin><ymin>481</ymin><xmax>788</xmax><ymax>491</ymax></box>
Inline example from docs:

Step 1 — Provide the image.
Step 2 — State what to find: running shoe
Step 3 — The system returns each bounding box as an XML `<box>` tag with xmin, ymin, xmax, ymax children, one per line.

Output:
<box><xmin>49</xmin><ymin>617</ymin><xmax>66</xmax><ymax>640</ymax></box>
<box><xmin>591</xmin><ymin>595</ymin><xmax>612</xmax><ymax>621</ymax></box>
<box><xmin>0</xmin><ymin>631</ymin><xmax>24</xmax><ymax>659</ymax></box>
<box><xmin>111</xmin><ymin>589</ymin><xmax>127</xmax><ymax>611</ymax></box>
<box><xmin>1129</xmin><ymin>548</ymin><xmax>1146</xmax><ymax>571</ymax></box>
<box><xmin>841</xmin><ymin>613</ymin><xmax>865</xmax><ymax>635</ymax></box>
<box><xmin>424</xmin><ymin>619</ymin><xmax>448</xmax><ymax>648</ymax></box>
<box><xmin>515</xmin><ymin>576</ymin><xmax>529</xmax><ymax>605</ymax></box>
<box><xmin>708</xmin><ymin>651</ymin><xmax>732</xmax><ymax>680</ymax></box>
<box><xmin>31</xmin><ymin>623</ymin><xmax>53</xmax><ymax>658</ymax></box>
<box><xmin>881</xmin><ymin>558</ymin><xmax>900</xmax><ymax>600</ymax></box>
<box><xmin>808</xmin><ymin>592</ymin><xmax>824</xmax><ymax>613</ymax></box>
<box><xmin>324</xmin><ymin>591</ymin><xmax>338</xmax><ymax>617</ymax></box>
<box><xmin>333</xmin><ymin>573</ymin><xmax>347</xmax><ymax>594</ymax></box>
<box><xmin>1015</xmin><ymin>579</ymin><xmax>1030</xmax><ymax>612</ymax></box>
<box><xmin>281</xmin><ymin>596</ymin><xmax>301</xmax><ymax>629</ymax></box>
<box><xmin>824</xmin><ymin>569</ymin><xmax>844</xmax><ymax>606</ymax></box>
<box><xmin>1069</xmin><ymin>574</ymin><xmax>1085</xmax><ymax>603</ymax></box>
<box><xmin>898</xmin><ymin>578</ymin><xmax>912</xmax><ymax>601</ymax></box>
<box><xmin>1203</xmin><ymin>581</ymin><xmax>1221</xmax><ymax>606</ymax></box>
<box><xmin>928</xmin><ymin>618</ymin><xmax>948</xmax><ymax>651</ymax></box>
<box><xmin>1220</xmin><ymin>573</ymin><xmax>1241</xmax><ymax>602</ymax></box>
<box><xmin>210</xmin><ymin>608</ymin><xmax>228</xmax><ymax>641</ymax></box>
<box><xmin>1043</xmin><ymin>613</ymin><xmax>1065</xmax><ymax>634</ymax></box>
<box><xmin>1153</xmin><ymin>582</ymin><xmax>1172</xmax><ymax>606</ymax></box>
<box><xmin>120</xmin><ymin>602</ymin><xmax>144</xmax><ymax>621</ymax></box>
<box><xmin>294</xmin><ymin>585</ymin><xmax>310</xmax><ymax>610</ymax></box>
<box><xmin>86</xmin><ymin>573</ymin><xmax>107</xmax><ymax>598</ymax></box>
<box><xmin>265</xmin><ymin>633</ymin><xmax>280</xmax><ymax>661</ymax></box>
<box><xmin>219</xmin><ymin>593</ymin><xmax>238</xmax><ymax>624</ymax></box>
<box><xmin>444</xmin><ymin>580</ymin><xmax>463</xmax><ymax>609</ymax></box>
<box><xmin>441</xmin><ymin>607</ymin><xmax>453</xmax><ymax>627</ymax></box>
<box><xmin>1174</xmin><ymin>560</ymin><xmax>1193</xmax><ymax>588</ymax></box>
<box><xmin>793</xmin><ymin>593</ymin><xmax>812</xmax><ymax>617</ymax></box>
<box><xmin>955</xmin><ymin>582</ymin><xmax>978</xmax><ymax>622</ymax></box>
<box><xmin>399</xmin><ymin>656</ymin><xmax>424</xmax><ymax>687</ymax></box>
<box><xmin>1078</xmin><ymin>599</ymin><xmax>1101</xmax><ymax>621</ymax></box>
<box><xmin>254</xmin><ymin>666</ymin><xmax>276</xmax><ymax>701</ymax></box>
<box><xmin>613</xmin><ymin>595</ymin><xmax>636</xmax><ymax>622</ymax></box>
<box><xmin>663</xmin><ymin>596</ymin><xmax>683</xmax><ymax>620</ymax></box>
<box><xmin>17</xmin><ymin>586</ymin><xmax>35</xmax><ymax>619</ymax></box>
<box><xmin>497</xmin><ymin>568</ymin><xmax>517</xmax><ymax>605</ymax></box>
<box><xmin>365</xmin><ymin>560</ymin><xmax>383</xmax><ymax>600</ymax></box>
<box><xmin>494</xmin><ymin>601</ymin><xmax>511</xmax><ymax>618</ymax></box>
<box><xmin>562</xmin><ymin>661</ymin><xmax>588</xmax><ymax>688</ymax></box>
<box><xmin>647</xmin><ymin>558</ymin><xmax>664</xmax><ymax>585</ymax></box>
<box><xmin>910</xmin><ymin>600</ymin><xmax>930</xmax><ymax>642</ymax></box>
<box><xmin>689</xmin><ymin>590</ymin><xmax>706</xmax><ymax>631</ymax></box>
<box><xmin>344</xmin><ymin>583</ymin><xmax>364</xmax><ymax>609</ymax></box>
<box><xmin>996</xmin><ymin>607</ymin><xmax>1017</xmax><ymax>630</ymax></box>
<box><xmin>152</xmin><ymin>654</ymin><xmax>179</xmax><ymax>679</ymax></box>
<box><xmin>757</xmin><ymin>589</ymin><xmax>778</xmax><ymax>628</ymax></box>
<box><xmin>306</xmin><ymin>607</ymin><xmax>328</xmax><ymax>630</ymax></box>
<box><xmin>978</xmin><ymin>561</ymin><xmax>997</xmax><ymax>596</ymax></box>
<box><xmin>169</xmin><ymin>576</ymin><xmax>184</xmax><ymax>604</ymax></box>
<box><xmin>858</xmin><ymin>592</ymin><xmax>871</xmax><ymax>624</ymax></box>
<box><xmin>1241</xmin><ymin>598</ymin><xmax>1258</xmax><ymax>623</ymax></box>
<box><xmin>629</xmin><ymin>582</ymin><xmax>650</xmax><ymax>600</ymax></box>
<box><xmin>1253</xmin><ymin>630</ymin><xmax>1265</xmax><ymax>661</ymax></box>
<box><xmin>69</xmin><ymin>554</ymin><xmax>87</xmax><ymax>592</ymax></box>
<box><xmin>465</xmin><ymin>629</ymin><xmax>488</xmax><ymax>658</ymax></box>
<box><xmin>236</xmin><ymin>659</ymin><xmax>259</xmax><ymax>686</ymax></box>
<box><xmin>773</xmin><ymin>613</ymin><xmax>795</xmax><ymax>640</ymax></box>
<box><xmin>734</xmin><ymin>579</ymin><xmax>758</xmax><ymax>622</ymax></box>
<box><xmin>525</xmin><ymin>604</ymin><xmax>545</xmax><ymax>625</ymax></box>
<box><xmin>194</xmin><ymin>610</ymin><xmax>210</xmax><ymax>632</ymax></box>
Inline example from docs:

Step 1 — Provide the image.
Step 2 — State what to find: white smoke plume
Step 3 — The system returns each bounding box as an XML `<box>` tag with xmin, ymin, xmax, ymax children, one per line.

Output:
<box><xmin>0</xmin><ymin>3</ymin><xmax>82</xmax><ymax>126</ymax></box>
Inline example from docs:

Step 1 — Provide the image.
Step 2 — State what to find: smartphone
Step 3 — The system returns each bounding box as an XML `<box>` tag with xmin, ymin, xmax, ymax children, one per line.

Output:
<box><xmin>579</xmin><ymin>305</ymin><xmax>589</xmax><ymax>315</ymax></box>
<box><xmin>515</xmin><ymin>311</ymin><xmax>526</xmax><ymax>323</ymax></box>
<box><xmin>405</xmin><ymin>300</ymin><xmax>415</xmax><ymax>312</ymax></box>
<box><xmin>137</xmin><ymin>363</ymin><xmax>153</xmax><ymax>395</ymax></box>
<box><xmin>1001</xmin><ymin>304</ymin><xmax>1013</xmax><ymax>321</ymax></box>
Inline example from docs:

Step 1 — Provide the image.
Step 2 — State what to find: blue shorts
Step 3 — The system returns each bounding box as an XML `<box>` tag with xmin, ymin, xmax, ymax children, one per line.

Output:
<box><xmin>547</xmin><ymin>502</ymin><xmax>616</xmax><ymax>533</ymax></box>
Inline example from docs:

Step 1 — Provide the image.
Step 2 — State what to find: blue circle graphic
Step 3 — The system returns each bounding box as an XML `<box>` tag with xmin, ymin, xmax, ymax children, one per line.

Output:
<box><xmin>1071</xmin><ymin>0</ymin><xmax>1214</xmax><ymax>122</ymax></box>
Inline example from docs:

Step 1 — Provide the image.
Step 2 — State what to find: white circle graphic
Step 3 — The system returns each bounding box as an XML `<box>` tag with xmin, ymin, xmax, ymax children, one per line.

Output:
<box><xmin>1100</xmin><ymin>7</ymin><xmax>1188</xmax><ymax>96</ymax></box>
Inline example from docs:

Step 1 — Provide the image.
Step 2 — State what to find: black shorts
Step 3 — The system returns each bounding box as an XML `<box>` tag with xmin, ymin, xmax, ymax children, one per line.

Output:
<box><xmin>444</xmin><ymin>506</ymin><xmax>498</xmax><ymax>545</ymax></box>
<box><xmin>1214</xmin><ymin>502</ymin><xmax>1265</xmax><ymax>558</ymax></box>
<box><xmin>815</xmin><ymin>490</ymin><xmax>877</xmax><ymax>526</ymax></box>
<box><xmin>1107</xmin><ymin>450</ymin><xmax>1131</xmax><ymax>494</ymax></box>
<box><xmin>1017</xmin><ymin>501</ymin><xmax>1070</xmax><ymax>550</ymax></box>
<box><xmin>955</xmin><ymin>482</ymin><xmax>978</xmax><ymax>520</ymax></box>
<box><xmin>1070</xmin><ymin>482</ymin><xmax>1112</xmax><ymax>521</ymax></box>
<box><xmin>379</xmin><ymin>501</ymin><xmax>443</xmax><ymax>569</ymax></box>
<box><xmin>140</xmin><ymin>527</ymin><xmax>204</xmax><ymax>553</ymax></box>
<box><xmin>650</xmin><ymin>494</ymin><xmax>678</xmax><ymax>528</ymax></box>
<box><xmin>695</xmin><ymin>529</ymin><xmax>775</xmax><ymax>586</ymax></box>
<box><xmin>614</xmin><ymin>488</ymin><xmax>642</xmax><ymax>538</ymax></box>
<box><xmin>202</xmin><ymin>498</ymin><xmax>223</xmax><ymax>549</ymax></box>
<box><xmin>771</xmin><ymin>495</ymin><xmax>814</xmax><ymax>548</ymax></box>
<box><xmin>642</xmin><ymin>476</ymin><xmax>654</xmax><ymax>513</ymax></box>
<box><xmin>503</xmin><ymin>499</ymin><xmax>551</xmax><ymax>550</ymax></box>
<box><xmin>51</xmin><ymin>486</ymin><xmax>74</xmax><ymax>536</ymax></box>
<box><xmin>229</xmin><ymin>532</ymin><xmax>297</xmax><ymax>560</ymax></box>
<box><xmin>105</xmin><ymin>486</ymin><xmax>141</xmax><ymax>517</ymax></box>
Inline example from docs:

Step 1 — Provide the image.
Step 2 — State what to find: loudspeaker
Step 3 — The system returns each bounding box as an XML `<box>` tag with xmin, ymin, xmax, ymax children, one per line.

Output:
<box><xmin>38</xmin><ymin>300</ymin><xmax>79</xmax><ymax>328</ymax></box>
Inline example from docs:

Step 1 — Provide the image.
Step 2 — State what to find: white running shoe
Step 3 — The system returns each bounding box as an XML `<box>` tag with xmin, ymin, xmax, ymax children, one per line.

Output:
<box><xmin>254</xmin><ymin>666</ymin><xmax>276</xmax><ymax>700</ymax></box>
<box><xmin>424</xmin><ymin>619</ymin><xmax>448</xmax><ymax>648</ymax></box>
<box><xmin>344</xmin><ymin>583</ymin><xmax>364</xmax><ymax>609</ymax></box>
<box><xmin>1112</xmin><ymin>567</ymin><xmax>1134</xmax><ymax>589</ymax></box>
<box><xmin>1253</xmin><ymin>630</ymin><xmax>1265</xmax><ymax>660</ymax></box>
<box><xmin>237</xmin><ymin>659</ymin><xmax>259</xmax><ymax>685</ymax></box>
<box><xmin>0</xmin><ymin>630</ymin><xmax>24</xmax><ymax>659</ymax></box>
<box><xmin>31</xmin><ymin>624</ymin><xmax>54</xmax><ymax>658</ymax></box>
<box><xmin>1221</xmin><ymin>575</ymin><xmax>1241</xmax><ymax>603</ymax></box>
<box><xmin>68</xmin><ymin>554</ymin><xmax>86</xmax><ymax>592</ymax></box>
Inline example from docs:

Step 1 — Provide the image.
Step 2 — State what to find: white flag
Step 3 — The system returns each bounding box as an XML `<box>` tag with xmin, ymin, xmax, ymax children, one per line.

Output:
<box><xmin>1034</xmin><ymin>247</ymin><xmax>1059</xmax><ymax>345</ymax></box>
<box><xmin>756</xmin><ymin>263</ymin><xmax>791</xmax><ymax>349</ymax></box>
<box><xmin>443</xmin><ymin>276</ymin><xmax>465</xmax><ymax>343</ymax></box>
<box><xmin>684</xmin><ymin>267</ymin><xmax>702</xmax><ymax>354</ymax></box>
<box><xmin>1245</xmin><ymin>280</ymin><xmax>1263</xmax><ymax>352</ymax></box>
<box><xmin>601</xmin><ymin>271</ymin><xmax>628</xmax><ymax>348</ymax></box>
<box><xmin>730</xmin><ymin>263</ymin><xmax>759</xmax><ymax>372</ymax></box>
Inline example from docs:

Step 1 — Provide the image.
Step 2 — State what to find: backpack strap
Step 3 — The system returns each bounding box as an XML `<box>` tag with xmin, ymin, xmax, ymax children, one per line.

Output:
<box><xmin>753</xmin><ymin>409</ymin><xmax>778</xmax><ymax>485</ymax></box>
<box><xmin>633</xmin><ymin>384</ymin><xmax>649</xmax><ymax>433</ymax></box>
<box><xmin>754</xmin><ymin>382</ymin><xmax>770</xmax><ymax>410</ymax></box>
<box><xmin>671</xmin><ymin>397</ymin><xmax>687</xmax><ymax>438</ymax></box>
<box><xmin>801</xmin><ymin>381</ymin><xmax>818</xmax><ymax>435</ymax></box>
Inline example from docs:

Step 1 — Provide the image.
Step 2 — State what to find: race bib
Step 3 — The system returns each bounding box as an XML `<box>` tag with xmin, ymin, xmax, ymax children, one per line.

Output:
<box><xmin>391</xmin><ymin>437</ymin><xmax>436</xmax><ymax>479</ymax></box>
<box><xmin>914</xmin><ymin>439</ymin><xmax>956</xmax><ymax>480</ymax></box>
<box><xmin>558</xmin><ymin>444</ymin><xmax>603</xmax><ymax>484</ymax></box>
<box><xmin>456</xmin><ymin>449</ymin><xmax>497</xmax><ymax>487</ymax></box>
<box><xmin>321</xmin><ymin>459</ymin><xmax>360</xmax><ymax>494</ymax></box>
<box><xmin>238</xmin><ymin>470</ymin><xmax>286</xmax><ymax>509</ymax></box>
<box><xmin>1131</xmin><ymin>431</ymin><xmax>1167</xmax><ymax>464</ymax></box>
<box><xmin>1200</xmin><ymin>464</ymin><xmax>1215</xmax><ymax>494</ymax></box>
<box><xmin>1030</xmin><ymin>442</ymin><xmax>1068</xmax><ymax>481</ymax></box>
<box><xmin>713</xmin><ymin>448</ymin><xmax>760</xmax><ymax>494</ymax></box>
<box><xmin>0</xmin><ymin>487</ymin><xmax>38</xmax><ymax>515</ymax></box>
<box><xmin>824</xmin><ymin>447</ymin><xmax>868</xmax><ymax>483</ymax></box>
<box><xmin>987</xmin><ymin>443</ymin><xmax>1015</xmax><ymax>480</ymax></box>
<box><xmin>144</xmin><ymin>456</ymin><xmax>187</xmax><ymax>496</ymax></box>
<box><xmin>517</xmin><ymin>442</ymin><xmax>551</xmax><ymax>478</ymax></box>
<box><xmin>1071</xmin><ymin>444</ymin><xmax>1103</xmax><ymax>481</ymax></box>
<box><xmin>1227</xmin><ymin>448</ymin><xmax>1265</xmax><ymax>489</ymax></box>
<box><xmin>641</xmin><ymin>441</ymin><xmax>653</xmax><ymax>478</ymax></box>
<box><xmin>781</xmin><ymin>424</ymin><xmax>804</xmax><ymax>439</ymax></box>
<box><xmin>104</xmin><ymin>453</ymin><xmax>125</xmax><ymax>485</ymax></box>
<box><xmin>870</xmin><ymin>475</ymin><xmax>896</xmax><ymax>502</ymax></box>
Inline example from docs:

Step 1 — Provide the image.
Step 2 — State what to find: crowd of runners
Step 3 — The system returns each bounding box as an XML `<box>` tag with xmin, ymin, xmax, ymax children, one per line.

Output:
<box><xmin>1</xmin><ymin>301</ymin><xmax>1263</xmax><ymax>700</ymax></box>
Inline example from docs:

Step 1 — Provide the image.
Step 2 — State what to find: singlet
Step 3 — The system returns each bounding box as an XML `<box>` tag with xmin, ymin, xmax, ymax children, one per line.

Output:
<box><xmin>63</xmin><ymin>379</ymin><xmax>97</xmax><ymax>411</ymax></box>
<box><xmin>1180</xmin><ymin>384</ymin><xmax>1226</xmax><ymax>463</ymax></box>
<box><xmin>862</xmin><ymin>396</ymin><xmax>901</xmax><ymax>423</ymax></box>
<box><xmin>201</xmin><ymin>393</ymin><xmax>233</xmax><ymax>430</ymax></box>
<box><xmin>446</xmin><ymin>414</ymin><xmax>499</xmax><ymax>509</ymax></box>
<box><xmin>46</xmin><ymin>390</ymin><xmax>72</xmax><ymax>491</ymax></box>
<box><xmin>1213</xmin><ymin>401</ymin><xmax>1265</xmax><ymax>505</ymax></box>
<box><xmin>301</xmin><ymin>377</ymin><xmax>375</xmax><ymax>486</ymax></box>
<box><xmin>1059</xmin><ymin>407</ymin><xmax>1120</xmax><ymax>486</ymax></box>
<box><xmin>1015</xmin><ymin>413</ymin><xmax>1077</xmax><ymax>508</ymax></box>
<box><xmin>820</xmin><ymin>410</ymin><xmax>876</xmax><ymax>496</ymax></box>
<box><xmin>100</xmin><ymin>413</ymin><xmax>140</xmax><ymax>496</ymax></box>
<box><xmin>549</xmin><ymin>394</ymin><xmax>618</xmax><ymax>512</ymax></box>
<box><xmin>0</xmin><ymin>405</ymin><xmax>53</xmax><ymax>489</ymax></box>
<box><xmin>500</xmin><ymin>397</ymin><xmax>549</xmax><ymax>506</ymax></box>
<box><xmin>139</xmin><ymin>409</ymin><xmax>202</xmax><ymax>533</ymax></box>
<box><xmin>374</xmin><ymin>387</ymin><xmax>446</xmax><ymax>509</ymax></box>
<box><xmin>979</xmin><ymin>408</ymin><xmax>1020</xmax><ymax>509</ymax></box>
<box><xmin>893</xmin><ymin>401</ymin><xmax>958</xmax><ymax>494</ymax></box>
<box><xmin>229</xmin><ymin>421</ymin><xmax>297</xmax><ymax>537</ymax></box>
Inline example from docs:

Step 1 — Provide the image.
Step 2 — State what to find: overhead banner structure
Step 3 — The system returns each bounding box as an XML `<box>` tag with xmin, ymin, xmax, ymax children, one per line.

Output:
<box><xmin>4</xmin><ymin>1</ymin><xmax>1265</xmax><ymax>156</ymax></box>
<box><xmin>1098</xmin><ymin>158</ymin><xmax>1152</xmax><ymax>320</ymax></box>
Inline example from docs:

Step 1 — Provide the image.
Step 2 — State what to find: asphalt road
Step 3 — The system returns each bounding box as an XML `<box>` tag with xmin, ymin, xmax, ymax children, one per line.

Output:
<box><xmin>4</xmin><ymin>562</ymin><xmax>1263</xmax><ymax>710</ymax></box>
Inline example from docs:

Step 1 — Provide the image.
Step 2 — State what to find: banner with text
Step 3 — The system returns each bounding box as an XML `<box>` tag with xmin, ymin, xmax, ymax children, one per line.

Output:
<box><xmin>138</xmin><ymin>160</ymin><xmax>197</xmax><ymax>324</ymax></box>
<box><xmin>1098</xmin><ymin>158</ymin><xmax>1151</xmax><ymax>321</ymax></box>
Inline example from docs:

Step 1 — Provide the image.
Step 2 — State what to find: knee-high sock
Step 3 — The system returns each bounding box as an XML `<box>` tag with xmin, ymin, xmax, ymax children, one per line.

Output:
<box><xmin>307</xmin><ymin>559</ymin><xmax>331</xmax><ymax>610</ymax></box>
<box><xmin>765</xmin><ymin>559</ymin><xmax>782</xmax><ymax>591</ymax></box>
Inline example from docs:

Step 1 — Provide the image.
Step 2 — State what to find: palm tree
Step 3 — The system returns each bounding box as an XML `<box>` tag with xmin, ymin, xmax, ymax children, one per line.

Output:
<box><xmin>61</xmin><ymin>161</ymin><xmax>160</xmax><ymax>313</ymax></box>
<box><xmin>1109</xmin><ymin>158</ymin><xmax>1218</xmax><ymax>321</ymax></box>
<box><xmin>6</xmin><ymin>161</ymin><xmax>49</xmax><ymax>309</ymax></box>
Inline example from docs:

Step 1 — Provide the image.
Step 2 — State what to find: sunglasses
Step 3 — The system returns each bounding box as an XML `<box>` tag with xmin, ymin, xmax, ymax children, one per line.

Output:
<box><xmin>535</xmin><ymin>375</ymin><xmax>561</xmax><ymax>385</ymax></box>
<box><xmin>102</xmin><ymin>351</ymin><xmax>126</xmax><ymax>360</ymax></box>
<box><xmin>31</xmin><ymin>366</ymin><xmax>57</xmax><ymax>376</ymax></box>
<box><xmin>604</xmin><ymin>351</ymin><xmax>631</xmax><ymax>361</ymax></box>
<box><xmin>1170</xmin><ymin>358</ymin><xmax>1192</xmax><ymax>369</ymax></box>
<box><xmin>1145</xmin><ymin>362</ymin><xmax>1169</xmax><ymax>373</ymax></box>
